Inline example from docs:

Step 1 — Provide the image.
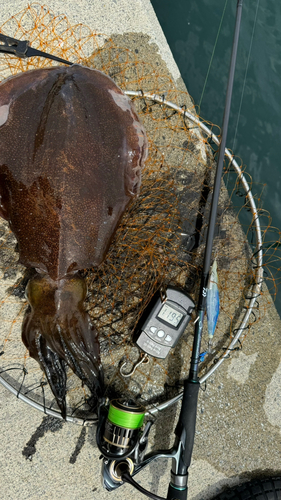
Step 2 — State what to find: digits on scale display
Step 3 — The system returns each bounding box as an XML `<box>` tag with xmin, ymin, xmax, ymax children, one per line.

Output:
<box><xmin>157</xmin><ymin>303</ymin><xmax>184</xmax><ymax>327</ymax></box>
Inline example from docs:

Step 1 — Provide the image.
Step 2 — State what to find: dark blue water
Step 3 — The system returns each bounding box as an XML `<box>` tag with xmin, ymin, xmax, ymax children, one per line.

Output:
<box><xmin>151</xmin><ymin>0</ymin><xmax>281</xmax><ymax>314</ymax></box>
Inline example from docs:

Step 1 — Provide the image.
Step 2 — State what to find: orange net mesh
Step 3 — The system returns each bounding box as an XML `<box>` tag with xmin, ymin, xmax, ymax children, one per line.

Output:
<box><xmin>0</xmin><ymin>3</ymin><xmax>280</xmax><ymax>418</ymax></box>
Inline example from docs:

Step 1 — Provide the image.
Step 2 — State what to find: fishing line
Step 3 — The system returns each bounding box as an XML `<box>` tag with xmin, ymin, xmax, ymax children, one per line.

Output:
<box><xmin>232</xmin><ymin>0</ymin><xmax>260</xmax><ymax>152</ymax></box>
<box><xmin>199</xmin><ymin>0</ymin><xmax>229</xmax><ymax>109</ymax></box>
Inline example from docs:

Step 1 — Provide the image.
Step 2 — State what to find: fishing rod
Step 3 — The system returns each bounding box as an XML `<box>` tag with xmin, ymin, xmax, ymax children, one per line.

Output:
<box><xmin>166</xmin><ymin>1</ymin><xmax>243</xmax><ymax>498</ymax></box>
<box><xmin>97</xmin><ymin>2</ymin><xmax>243</xmax><ymax>498</ymax></box>
<box><xmin>0</xmin><ymin>1</ymin><xmax>243</xmax><ymax>497</ymax></box>
<box><xmin>92</xmin><ymin>1</ymin><xmax>243</xmax><ymax>496</ymax></box>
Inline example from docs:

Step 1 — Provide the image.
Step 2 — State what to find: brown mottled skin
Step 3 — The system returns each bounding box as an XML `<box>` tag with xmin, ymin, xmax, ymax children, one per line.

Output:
<box><xmin>0</xmin><ymin>65</ymin><xmax>147</xmax><ymax>417</ymax></box>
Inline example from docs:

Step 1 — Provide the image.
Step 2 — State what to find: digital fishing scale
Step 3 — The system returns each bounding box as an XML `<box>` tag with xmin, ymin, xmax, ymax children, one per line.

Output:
<box><xmin>135</xmin><ymin>286</ymin><xmax>195</xmax><ymax>359</ymax></box>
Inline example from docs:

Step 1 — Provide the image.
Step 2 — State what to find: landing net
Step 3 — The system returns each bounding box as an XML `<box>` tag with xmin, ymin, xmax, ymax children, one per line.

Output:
<box><xmin>0</xmin><ymin>3</ymin><xmax>280</xmax><ymax>424</ymax></box>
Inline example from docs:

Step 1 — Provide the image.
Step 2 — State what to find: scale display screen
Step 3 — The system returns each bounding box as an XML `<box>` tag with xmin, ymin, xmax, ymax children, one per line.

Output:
<box><xmin>157</xmin><ymin>303</ymin><xmax>184</xmax><ymax>328</ymax></box>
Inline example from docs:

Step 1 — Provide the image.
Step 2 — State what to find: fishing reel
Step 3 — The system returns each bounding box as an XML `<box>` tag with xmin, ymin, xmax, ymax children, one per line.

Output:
<box><xmin>96</xmin><ymin>399</ymin><xmax>154</xmax><ymax>491</ymax></box>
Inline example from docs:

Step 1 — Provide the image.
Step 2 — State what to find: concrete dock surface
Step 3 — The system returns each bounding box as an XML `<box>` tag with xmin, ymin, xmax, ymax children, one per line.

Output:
<box><xmin>0</xmin><ymin>1</ymin><xmax>280</xmax><ymax>499</ymax></box>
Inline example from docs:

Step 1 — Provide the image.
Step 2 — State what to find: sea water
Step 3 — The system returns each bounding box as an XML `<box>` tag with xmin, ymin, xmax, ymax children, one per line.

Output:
<box><xmin>151</xmin><ymin>0</ymin><xmax>281</xmax><ymax>315</ymax></box>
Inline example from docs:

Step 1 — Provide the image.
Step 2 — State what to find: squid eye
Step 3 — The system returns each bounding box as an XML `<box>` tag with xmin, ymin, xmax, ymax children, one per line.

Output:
<box><xmin>25</xmin><ymin>275</ymin><xmax>56</xmax><ymax>313</ymax></box>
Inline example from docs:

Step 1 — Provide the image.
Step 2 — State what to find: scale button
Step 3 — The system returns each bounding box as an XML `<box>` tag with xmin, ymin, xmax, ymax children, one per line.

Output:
<box><xmin>165</xmin><ymin>334</ymin><xmax>172</xmax><ymax>342</ymax></box>
<box><xmin>157</xmin><ymin>330</ymin><xmax>165</xmax><ymax>338</ymax></box>
<box><xmin>150</xmin><ymin>326</ymin><xmax>157</xmax><ymax>334</ymax></box>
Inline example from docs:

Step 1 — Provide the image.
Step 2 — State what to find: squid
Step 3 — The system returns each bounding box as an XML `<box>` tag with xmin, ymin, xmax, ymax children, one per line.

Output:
<box><xmin>0</xmin><ymin>65</ymin><xmax>148</xmax><ymax>417</ymax></box>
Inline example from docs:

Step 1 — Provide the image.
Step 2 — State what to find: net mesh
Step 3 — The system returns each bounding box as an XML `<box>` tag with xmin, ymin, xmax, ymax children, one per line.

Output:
<box><xmin>0</xmin><ymin>3</ymin><xmax>280</xmax><ymax>420</ymax></box>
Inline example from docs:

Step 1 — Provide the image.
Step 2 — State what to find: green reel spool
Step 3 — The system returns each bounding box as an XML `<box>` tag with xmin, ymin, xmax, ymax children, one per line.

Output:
<box><xmin>108</xmin><ymin>400</ymin><xmax>145</xmax><ymax>429</ymax></box>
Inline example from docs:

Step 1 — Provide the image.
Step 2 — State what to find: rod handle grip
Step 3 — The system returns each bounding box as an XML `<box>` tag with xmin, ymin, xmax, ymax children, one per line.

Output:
<box><xmin>175</xmin><ymin>380</ymin><xmax>200</xmax><ymax>470</ymax></box>
<box><xmin>167</xmin><ymin>484</ymin><xmax>188</xmax><ymax>500</ymax></box>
